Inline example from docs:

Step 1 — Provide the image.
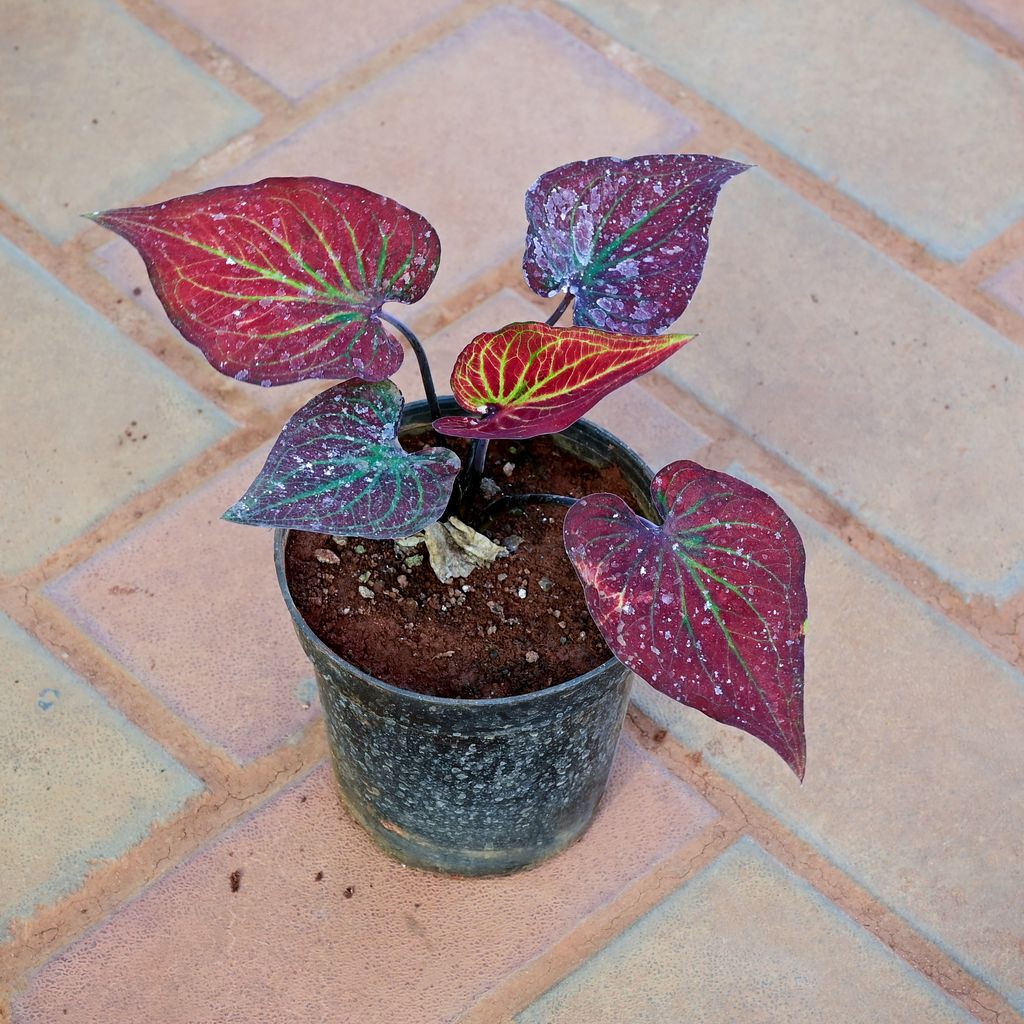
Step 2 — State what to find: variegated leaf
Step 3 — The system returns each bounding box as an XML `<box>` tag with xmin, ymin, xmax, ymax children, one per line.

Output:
<box><xmin>224</xmin><ymin>380</ymin><xmax>460</xmax><ymax>538</ymax></box>
<box><xmin>524</xmin><ymin>154</ymin><xmax>747</xmax><ymax>334</ymax></box>
<box><xmin>565</xmin><ymin>461</ymin><xmax>807</xmax><ymax>778</ymax></box>
<box><xmin>433</xmin><ymin>321</ymin><xmax>693</xmax><ymax>440</ymax></box>
<box><xmin>91</xmin><ymin>177</ymin><xmax>440</xmax><ymax>385</ymax></box>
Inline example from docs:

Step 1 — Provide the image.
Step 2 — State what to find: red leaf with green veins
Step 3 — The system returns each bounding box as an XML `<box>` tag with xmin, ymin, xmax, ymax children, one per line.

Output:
<box><xmin>223</xmin><ymin>380</ymin><xmax>460</xmax><ymax>538</ymax></box>
<box><xmin>91</xmin><ymin>178</ymin><xmax>440</xmax><ymax>386</ymax></box>
<box><xmin>432</xmin><ymin>321</ymin><xmax>693</xmax><ymax>440</ymax></box>
<box><xmin>565</xmin><ymin>462</ymin><xmax>807</xmax><ymax>778</ymax></box>
<box><xmin>524</xmin><ymin>154</ymin><xmax>748</xmax><ymax>334</ymax></box>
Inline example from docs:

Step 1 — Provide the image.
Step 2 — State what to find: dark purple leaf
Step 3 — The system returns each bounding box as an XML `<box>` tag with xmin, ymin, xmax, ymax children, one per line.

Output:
<box><xmin>224</xmin><ymin>380</ymin><xmax>460</xmax><ymax>538</ymax></box>
<box><xmin>524</xmin><ymin>154</ymin><xmax>748</xmax><ymax>334</ymax></box>
<box><xmin>564</xmin><ymin>461</ymin><xmax>807</xmax><ymax>778</ymax></box>
<box><xmin>91</xmin><ymin>177</ymin><xmax>440</xmax><ymax>385</ymax></box>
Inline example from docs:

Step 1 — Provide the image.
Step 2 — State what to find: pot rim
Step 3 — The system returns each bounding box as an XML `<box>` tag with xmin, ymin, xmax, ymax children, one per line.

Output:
<box><xmin>273</xmin><ymin>410</ymin><xmax>651</xmax><ymax>710</ymax></box>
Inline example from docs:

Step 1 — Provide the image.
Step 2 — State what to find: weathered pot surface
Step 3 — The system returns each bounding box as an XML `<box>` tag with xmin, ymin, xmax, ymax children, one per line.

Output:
<box><xmin>274</xmin><ymin>398</ymin><xmax>655</xmax><ymax>876</ymax></box>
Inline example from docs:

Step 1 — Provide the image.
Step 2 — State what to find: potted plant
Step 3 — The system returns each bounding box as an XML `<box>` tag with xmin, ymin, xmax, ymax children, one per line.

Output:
<box><xmin>91</xmin><ymin>154</ymin><xmax>808</xmax><ymax>876</ymax></box>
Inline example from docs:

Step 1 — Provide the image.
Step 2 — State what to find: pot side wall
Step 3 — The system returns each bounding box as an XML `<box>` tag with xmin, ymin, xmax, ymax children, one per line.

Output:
<box><xmin>275</xmin><ymin>398</ymin><xmax>655</xmax><ymax>876</ymax></box>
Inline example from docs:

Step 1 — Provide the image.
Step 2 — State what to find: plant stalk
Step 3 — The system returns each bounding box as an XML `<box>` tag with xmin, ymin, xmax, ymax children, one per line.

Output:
<box><xmin>546</xmin><ymin>291</ymin><xmax>574</xmax><ymax>326</ymax></box>
<box><xmin>454</xmin><ymin>437</ymin><xmax>490</xmax><ymax>519</ymax></box>
<box><xmin>379</xmin><ymin>311</ymin><xmax>440</xmax><ymax>421</ymax></box>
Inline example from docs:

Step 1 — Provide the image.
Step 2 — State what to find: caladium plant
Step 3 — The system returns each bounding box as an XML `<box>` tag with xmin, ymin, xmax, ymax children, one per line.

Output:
<box><xmin>95</xmin><ymin>154</ymin><xmax>808</xmax><ymax>778</ymax></box>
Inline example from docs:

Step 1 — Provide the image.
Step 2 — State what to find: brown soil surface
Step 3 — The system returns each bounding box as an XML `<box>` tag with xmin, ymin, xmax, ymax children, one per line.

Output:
<box><xmin>284</xmin><ymin>435</ymin><xmax>639</xmax><ymax>699</ymax></box>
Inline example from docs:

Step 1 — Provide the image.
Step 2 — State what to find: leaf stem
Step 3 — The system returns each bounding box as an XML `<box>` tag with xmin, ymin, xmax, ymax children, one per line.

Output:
<box><xmin>546</xmin><ymin>291</ymin><xmax>574</xmax><ymax>326</ymax></box>
<box><xmin>471</xmin><ymin>438</ymin><xmax>490</xmax><ymax>476</ymax></box>
<box><xmin>379</xmin><ymin>311</ymin><xmax>440</xmax><ymax>421</ymax></box>
<box><xmin>454</xmin><ymin>437</ymin><xmax>490</xmax><ymax>518</ymax></box>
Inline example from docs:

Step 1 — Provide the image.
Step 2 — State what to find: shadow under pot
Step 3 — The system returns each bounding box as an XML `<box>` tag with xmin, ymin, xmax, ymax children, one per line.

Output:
<box><xmin>274</xmin><ymin>397</ymin><xmax>655</xmax><ymax>876</ymax></box>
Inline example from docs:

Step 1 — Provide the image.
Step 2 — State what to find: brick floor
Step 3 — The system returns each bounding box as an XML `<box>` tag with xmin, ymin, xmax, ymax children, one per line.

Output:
<box><xmin>0</xmin><ymin>614</ymin><xmax>201</xmax><ymax>935</ymax></box>
<box><xmin>12</xmin><ymin>746</ymin><xmax>716</xmax><ymax>1023</ymax></box>
<box><xmin>158</xmin><ymin>0</ymin><xmax>462</xmax><ymax>99</ymax></box>
<box><xmin>44</xmin><ymin>451</ymin><xmax>318</xmax><ymax>764</ymax></box>
<box><xmin>963</xmin><ymin>0</ymin><xmax>1024</xmax><ymax>41</ymax></box>
<box><xmin>665</xmin><ymin>168</ymin><xmax>1024</xmax><ymax>601</ymax></box>
<box><xmin>2</xmin><ymin>1</ymin><xmax>1022</xmax><ymax>1022</ymax></box>
<box><xmin>634</xmin><ymin>496</ymin><xmax>1024</xmax><ymax>1010</ymax></box>
<box><xmin>1</xmin><ymin>0</ymin><xmax>259</xmax><ymax>242</ymax></box>
<box><xmin>0</xmin><ymin>237</ymin><xmax>232</xmax><ymax>576</ymax></box>
<box><xmin>564</xmin><ymin>0</ymin><xmax>1024</xmax><ymax>260</ymax></box>
<box><xmin>983</xmin><ymin>255</ymin><xmax>1024</xmax><ymax>316</ymax></box>
<box><xmin>517</xmin><ymin>840</ymin><xmax>976</xmax><ymax>1024</ymax></box>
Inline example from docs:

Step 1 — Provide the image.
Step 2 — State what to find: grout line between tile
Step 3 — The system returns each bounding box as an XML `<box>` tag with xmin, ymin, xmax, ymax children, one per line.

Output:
<box><xmin>459</xmin><ymin>819</ymin><xmax>745</xmax><ymax>1023</ymax></box>
<box><xmin>528</xmin><ymin>0</ymin><xmax>1024</xmax><ymax>354</ymax></box>
<box><xmin>1</xmin><ymin>727</ymin><xmax>327</xmax><ymax>990</ymax></box>
<box><xmin>915</xmin><ymin>0</ymin><xmax>1024</xmax><ymax>64</ymax></box>
<box><xmin>636</xmin><ymin>370</ymin><xmax>1024</xmax><ymax>672</ymax></box>
<box><xmin>624</xmin><ymin>707</ymin><xmax>1023</xmax><ymax>1024</ymax></box>
<box><xmin>2</xmin><ymin>1</ymin><xmax>1022</xmax><ymax>1016</ymax></box>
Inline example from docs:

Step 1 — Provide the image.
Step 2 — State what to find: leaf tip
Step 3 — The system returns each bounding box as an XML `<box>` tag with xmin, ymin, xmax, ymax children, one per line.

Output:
<box><xmin>221</xmin><ymin>502</ymin><xmax>249</xmax><ymax>525</ymax></box>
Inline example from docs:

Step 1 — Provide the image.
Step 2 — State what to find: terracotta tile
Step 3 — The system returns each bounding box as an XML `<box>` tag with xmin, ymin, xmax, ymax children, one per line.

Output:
<box><xmin>0</xmin><ymin>237</ymin><xmax>231</xmax><ymax>577</ymax></box>
<box><xmin>0</xmin><ymin>614</ymin><xmax>201</xmax><ymax>936</ymax></box>
<box><xmin>633</xmin><ymin>499</ymin><xmax>1024</xmax><ymax>1010</ymax></box>
<box><xmin>45</xmin><ymin>451</ymin><xmax>317</xmax><ymax>764</ymax></box>
<box><xmin>14</xmin><ymin>741</ymin><xmax>718</xmax><ymax>1023</ymax></box>
<box><xmin>1</xmin><ymin>0</ymin><xmax>258</xmax><ymax>241</ymax></box>
<box><xmin>221</xmin><ymin>7</ymin><xmax>697</xmax><ymax>313</ymax></box>
<box><xmin>518</xmin><ymin>840</ymin><xmax>975</xmax><ymax>1023</ymax></box>
<box><xmin>157</xmin><ymin>0</ymin><xmax>461</xmax><ymax>99</ymax></box>
<box><xmin>565</xmin><ymin>0</ymin><xmax>1024</xmax><ymax>260</ymax></box>
<box><xmin>665</xmin><ymin>168</ymin><xmax>1024</xmax><ymax>600</ymax></box>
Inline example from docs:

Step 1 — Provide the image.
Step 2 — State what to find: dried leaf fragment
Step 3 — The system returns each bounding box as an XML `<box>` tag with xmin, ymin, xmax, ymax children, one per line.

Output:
<box><xmin>403</xmin><ymin>517</ymin><xmax>508</xmax><ymax>583</ymax></box>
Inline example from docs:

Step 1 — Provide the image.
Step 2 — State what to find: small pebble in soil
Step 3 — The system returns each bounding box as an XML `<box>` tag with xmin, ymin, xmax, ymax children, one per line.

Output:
<box><xmin>504</xmin><ymin>534</ymin><xmax>523</xmax><ymax>553</ymax></box>
<box><xmin>314</xmin><ymin>548</ymin><xmax>340</xmax><ymax>564</ymax></box>
<box><xmin>353</xmin><ymin>544</ymin><xmax>366</xmax><ymax>554</ymax></box>
<box><xmin>503</xmin><ymin>461</ymin><xmax>515</xmax><ymax>477</ymax></box>
<box><xmin>538</xmin><ymin>577</ymin><xmax>553</xmax><ymax>592</ymax></box>
<box><xmin>358</xmin><ymin>586</ymin><xmax>374</xmax><ymax>600</ymax></box>
<box><xmin>525</xmin><ymin>650</ymin><xmax>539</xmax><ymax>663</ymax></box>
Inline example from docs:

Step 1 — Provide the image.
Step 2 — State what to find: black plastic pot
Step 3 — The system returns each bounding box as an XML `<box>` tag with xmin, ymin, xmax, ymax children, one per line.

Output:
<box><xmin>274</xmin><ymin>397</ymin><xmax>655</xmax><ymax>876</ymax></box>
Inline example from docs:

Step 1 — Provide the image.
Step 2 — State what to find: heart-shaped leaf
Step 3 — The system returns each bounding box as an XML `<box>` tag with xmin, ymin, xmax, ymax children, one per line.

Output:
<box><xmin>432</xmin><ymin>322</ymin><xmax>693</xmax><ymax>440</ymax></box>
<box><xmin>564</xmin><ymin>462</ymin><xmax>807</xmax><ymax>778</ymax></box>
<box><xmin>224</xmin><ymin>380</ymin><xmax>460</xmax><ymax>538</ymax></box>
<box><xmin>91</xmin><ymin>177</ymin><xmax>440</xmax><ymax>386</ymax></box>
<box><xmin>524</xmin><ymin>154</ymin><xmax>748</xmax><ymax>334</ymax></box>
